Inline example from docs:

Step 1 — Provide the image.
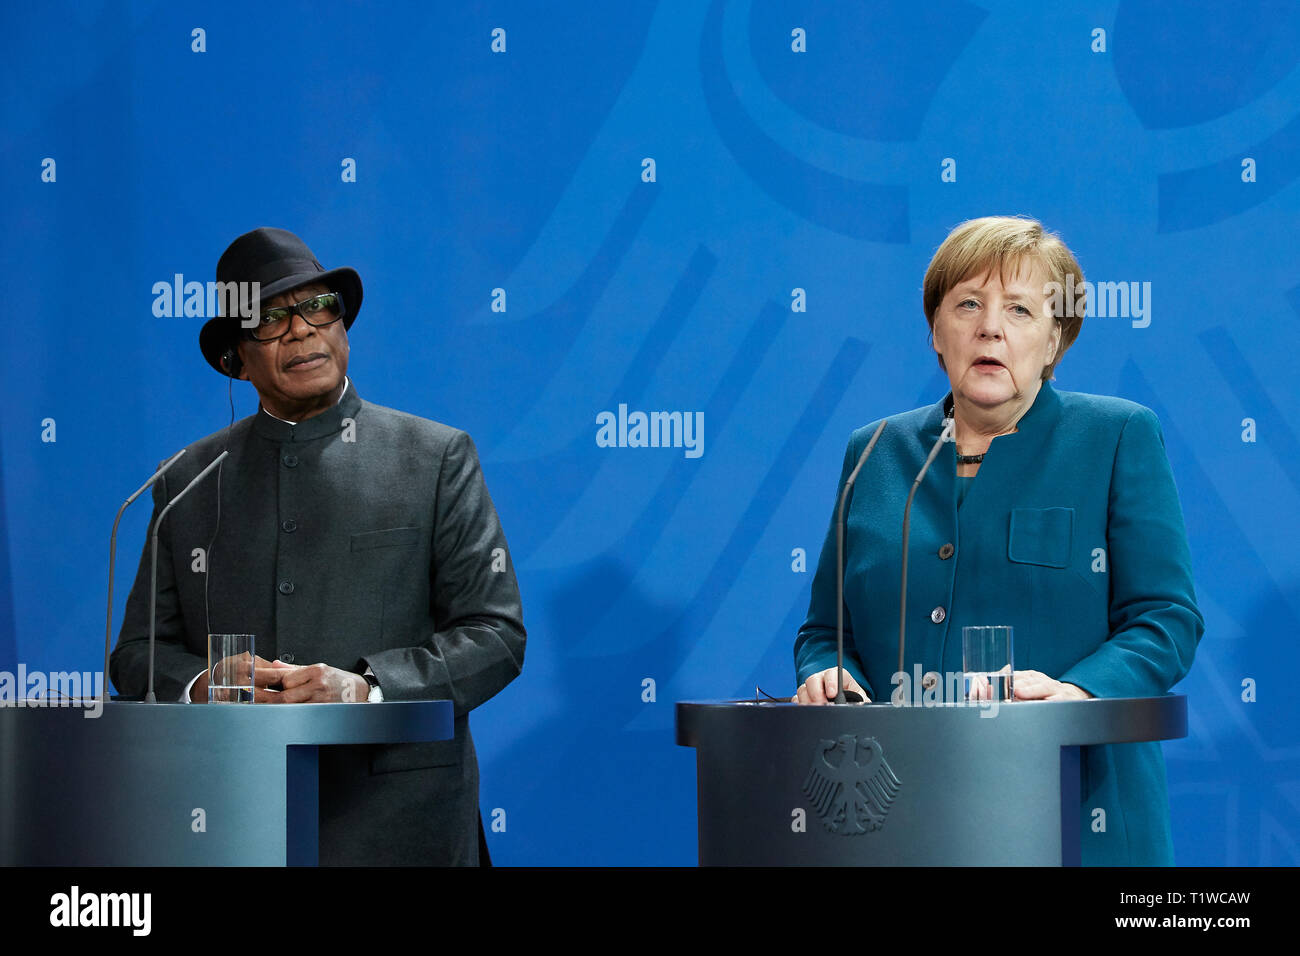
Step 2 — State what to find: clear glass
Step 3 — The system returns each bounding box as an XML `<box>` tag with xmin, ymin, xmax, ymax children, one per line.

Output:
<box><xmin>963</xmin><ymin>625</ymin><xmax>1014</xmax><ymax>702</ymax></box>
<box><xmin>208</xmin><ymin>633</ymin><xmax>255</xmax><ymax>703</ymax></box>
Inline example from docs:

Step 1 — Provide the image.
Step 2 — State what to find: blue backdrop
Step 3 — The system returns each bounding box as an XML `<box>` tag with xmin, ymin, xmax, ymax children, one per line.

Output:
<box><xmin>2</xmin><ymin>0</ymin><xmax>1297</xmax><ymax>865</ymax></box>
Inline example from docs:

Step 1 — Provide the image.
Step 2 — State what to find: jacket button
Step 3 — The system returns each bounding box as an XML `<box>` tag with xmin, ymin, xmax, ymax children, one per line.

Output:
<box><xmin>283</xmin><ymin>454</ymin><xmax>298</xmax><ymax>467</ymax></box>
<box><xmin>930</xmin><ymin>606</ymin><xmax>946</xmax><ymax>624</ymax></box>
<box><xmin>281</xmin><ymin>519</ymin><xmax>298</xmax><ymax>533</ymax></box>
<box><xmin>278</xmin><ymin>580</ymin><xmax>295</xmax><ymax>595</ymax></box>
<box><xmin>279</xmin><ymin>652</ymin><xmax>295</xmax><ymax>664</ymax></box>
<box><xmin>921</xmin><ymin>672</ymin><xmax>939</xmax><ymax>690</ymax></box>
<box><xmin>938</xmin><ymin>543</ymin><xmax>955</xmax><ymax>560</ymax></box>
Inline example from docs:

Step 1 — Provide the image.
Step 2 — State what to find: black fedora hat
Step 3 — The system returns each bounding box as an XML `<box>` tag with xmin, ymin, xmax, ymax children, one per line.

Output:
<box><xmin>199</xmin><ymin>227</ymin><xmax>363</xmax><ymax>376</ymax></box>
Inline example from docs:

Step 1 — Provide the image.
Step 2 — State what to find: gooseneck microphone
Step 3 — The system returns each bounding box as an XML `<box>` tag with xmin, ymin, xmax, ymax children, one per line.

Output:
<box><xmin>104</xmin><ymin>449</ymin><xmax>187</xmax><ymax>704</ymax></box>
<box><xmin>897</xmin><ymin>415</ymin><xmax>956</xmax><ymax>683</ymax></box>
<box><xmin>834</xmin><ymin>420</ymin><xmax>887</xmax><ymax>704</ymax></box>
<box><xmin>147</xmin><ymin>451</ymin><xmax>229</xmax><ymax>702</ymax></box>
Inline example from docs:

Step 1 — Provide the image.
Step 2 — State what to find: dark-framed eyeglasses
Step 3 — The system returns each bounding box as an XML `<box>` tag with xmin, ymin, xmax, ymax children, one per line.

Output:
<box><xmin>246</xmin><ymin>291</ymin><xmax>345</xmax><ymax>342</ymax></box>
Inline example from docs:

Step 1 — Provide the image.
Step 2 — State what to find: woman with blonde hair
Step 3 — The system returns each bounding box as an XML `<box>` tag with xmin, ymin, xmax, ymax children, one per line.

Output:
<box><xmin>794</xmin><ymin>216</ymin><xmax>1203</xmax><ymax>865</ymax></box>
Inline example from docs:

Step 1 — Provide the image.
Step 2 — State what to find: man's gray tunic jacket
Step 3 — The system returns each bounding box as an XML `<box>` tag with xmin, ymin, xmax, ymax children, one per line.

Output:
<box><xmin>110</xmin><ymin>383</ymin><xmax>526</xmax><ymax>865</ymax></box>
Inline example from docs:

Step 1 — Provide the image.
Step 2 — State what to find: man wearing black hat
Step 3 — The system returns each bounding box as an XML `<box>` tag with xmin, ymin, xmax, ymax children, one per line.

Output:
<box><xmin>111</xmin><ymin>227</ymin><xmax>526</xmax><ymax>865</ymax></box>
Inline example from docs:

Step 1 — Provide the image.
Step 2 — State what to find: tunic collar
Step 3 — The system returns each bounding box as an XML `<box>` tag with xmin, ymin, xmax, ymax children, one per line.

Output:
<box><xmin>252</xmin><ymin>379</ymin><xmax>362</xmax><ymax>443</ymax></box>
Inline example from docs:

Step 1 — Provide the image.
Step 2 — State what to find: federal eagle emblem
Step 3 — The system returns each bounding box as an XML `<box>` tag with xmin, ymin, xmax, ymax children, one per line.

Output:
<box><xmin>802</xmin><ymin>734</ymin><xmax>900</xmax><ymax>835</ymax></box>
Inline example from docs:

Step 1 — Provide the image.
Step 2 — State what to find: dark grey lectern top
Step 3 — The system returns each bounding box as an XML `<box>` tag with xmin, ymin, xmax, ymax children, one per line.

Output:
<box><xmin>0</xmin><ymin>699</ymin><xmax>452</xmax><ymax>866</ymax></box>
<box><xmin>677</xmin><ymin>696</ymin><xmax>1186</xmax><ymax>866</ymax></box>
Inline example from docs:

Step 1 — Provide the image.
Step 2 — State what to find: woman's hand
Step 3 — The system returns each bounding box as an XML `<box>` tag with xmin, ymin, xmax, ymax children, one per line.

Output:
<box><xmin>792</xmin><ymin>667</ymin><xmax>871</xmax><ymax>705</ymax></box>
<box><xmin>1012</xmin><ymin>670</ymin><xmax>1093</xmax><ymax>701</ymax></box>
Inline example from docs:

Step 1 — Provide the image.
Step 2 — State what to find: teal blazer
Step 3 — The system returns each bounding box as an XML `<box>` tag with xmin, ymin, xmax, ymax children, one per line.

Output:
<box><xmin>796</xmin><ymin>381</ymin><xmax>1203</xmax><ymax>866</ymax></box>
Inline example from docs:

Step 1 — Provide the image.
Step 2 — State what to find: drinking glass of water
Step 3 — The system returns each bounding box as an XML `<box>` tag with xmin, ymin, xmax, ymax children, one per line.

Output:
<box><xmin>963</xmin><ymin>626</ymin><xmax>1014</xmax><ymax>702</ymax></box>
<box><xmin>208</xmin><ymin>634</ymin><xmax>255</xmax><ymax>703</ymax></box>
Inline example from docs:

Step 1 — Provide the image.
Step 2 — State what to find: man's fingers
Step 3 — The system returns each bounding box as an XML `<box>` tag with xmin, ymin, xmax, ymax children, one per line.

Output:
<box><xmin>253</xmin><ymin>664</ymin><xmax>290</xmax><ymax>687</ymax></box>
<box><xmin>275</xmin><ymin>682</ymin><xmax>321</xmax><ymax>703</ymax></box>
<box><xmin>278</xmin><ymin>664</ymin><xmax>323</xmax><ymax>690</ymax></box>
<box><xmin>252</xmin><ymin>656</ymin><xmax>293</xmax><ymax>687</ymax></box>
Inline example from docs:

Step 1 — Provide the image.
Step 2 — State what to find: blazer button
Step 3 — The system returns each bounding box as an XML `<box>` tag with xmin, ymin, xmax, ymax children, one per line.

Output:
<box><xmin>281</xmin><ymin>519</ymin><xmax>298</xmax><ymax>533</ymax></box>
<box><xmin>278</xmin><ymin>652</ymin><xmax>295</xmax><ymax>664</ymax></box>
<box><xmin>278</xmin><ymin>580</ymin><xmax>295</xmax><ymax>595</ymax></box>
<box><xmin>938</xmin><ymin>543</ymin><xmax>955</xmax><ymax>560</ymax></box>
<box><xmin>930</xmin><ymin>606</ymin><xmax>946</xmax><ymax>624</ymax></box>
<box><xmin>283</xmin><ymin>454</ymin><xmax>299</xmax><ymax>467</ymax></box>
<box><xmin>921</xmin><ymin>672</ymin><xmax>939</xmax><ymax>691</ymax></box>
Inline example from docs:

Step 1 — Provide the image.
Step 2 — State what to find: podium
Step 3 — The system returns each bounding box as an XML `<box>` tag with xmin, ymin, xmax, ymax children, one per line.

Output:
<box><xmin>0</xmin><ymin>699</ymin><xmax>452</xmax><ymax>866</ymax></box>
<box><xmin>676</xmin><ymin>696</ymin><xmax>1186</xmax><ymax>866</ymax></box>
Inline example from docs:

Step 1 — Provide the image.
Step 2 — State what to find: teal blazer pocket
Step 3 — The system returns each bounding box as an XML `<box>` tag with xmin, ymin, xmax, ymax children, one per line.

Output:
<box><xmin>350</xmin><ymin>526</ymin><xmax>422</xmax><ymax>551</ymax></box>
<box><xmin>1008</xmin><ymin>507</ymin><xmax>1074</xmax><ymax>569</ymax></box>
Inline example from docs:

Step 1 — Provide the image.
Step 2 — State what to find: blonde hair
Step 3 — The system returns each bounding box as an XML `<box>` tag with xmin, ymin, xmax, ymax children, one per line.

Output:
<box><xmin>922</xmin><ymin>216</ymin><xmax>1084</xmax><ymax>381</ymax></box>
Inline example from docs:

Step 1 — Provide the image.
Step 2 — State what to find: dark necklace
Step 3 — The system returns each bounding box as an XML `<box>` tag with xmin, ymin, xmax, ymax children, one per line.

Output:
<box><xmin>947</xmin><ymin>400</ymin><xmax>986</xmax><ymax>465</ymax></box>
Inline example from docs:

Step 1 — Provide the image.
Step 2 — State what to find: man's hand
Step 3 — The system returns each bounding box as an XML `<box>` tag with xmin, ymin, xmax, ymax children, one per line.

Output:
<box><xmin>1012</xmin><ymin>670</ymin><xmax>1093</xmax><ymax>701</ymax></box>
<box><xmin>190</xmin><ymin>655</ymin><xmax>297</xmax><ymax>702</ymax></box>
<box><xmin>792</xmin><ymin>667</ymin><xmax>871</xmax><ymax>705</ymax></box>
<box><xmin>266</xmin><ymin>660</ymin><xmax>369</xmax><ymax>703</ymax></box>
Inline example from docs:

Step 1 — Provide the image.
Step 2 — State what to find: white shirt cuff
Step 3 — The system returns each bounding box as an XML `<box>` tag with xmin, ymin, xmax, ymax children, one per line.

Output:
<box><xmin>181</xmin><ymin>670</ymin><xmax>204</xmax><ymax>702</ymax></box>
<box><xmin>362</xmin><ymin>666</ymin><xmax>383</xmax><ymax>703</ymax></box>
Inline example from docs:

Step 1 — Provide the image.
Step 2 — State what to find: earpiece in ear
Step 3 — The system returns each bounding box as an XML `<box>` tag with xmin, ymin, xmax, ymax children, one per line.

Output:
<box><xmin>221</xmin><ymin>348</ymin><xmax>242</xmax><ymax>378</ymax></box>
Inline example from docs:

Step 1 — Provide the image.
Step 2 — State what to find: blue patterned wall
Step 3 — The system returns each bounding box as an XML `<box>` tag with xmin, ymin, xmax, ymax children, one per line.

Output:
<box><xmin>2</xmin><ymin>0</ymin><xmax>1296</xmax><ymax>865</ymax></box>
